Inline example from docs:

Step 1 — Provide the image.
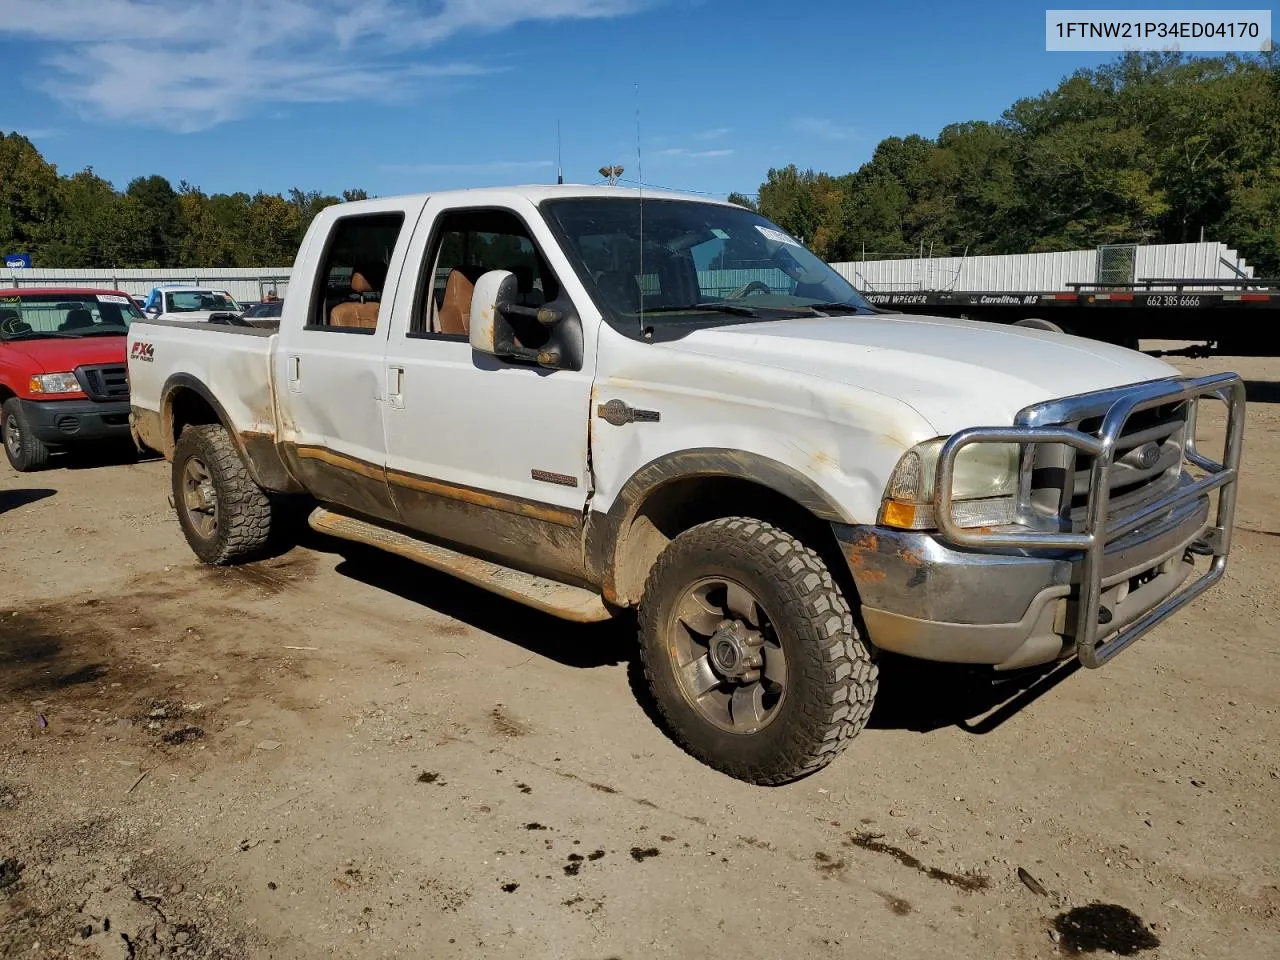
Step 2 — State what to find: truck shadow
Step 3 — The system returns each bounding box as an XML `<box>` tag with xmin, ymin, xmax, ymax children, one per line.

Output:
<box><xmin>61</xmin><ymin>445</ymin><xmax>163</xmax><ymax>470</ymax></box>
<box><xmin>0</xmin><ymin>488</ymin><xmax>55</xmax><ymax>515</ymax></box>
<box><xmin>868</xmin><ymin>654</ymin><xmax>1081</xmax><ymax>734</ymax></box>
<box><xmin>1244</xmin><ymin>380</ymin><xmax>1280</xmax><ymax>404</ymax></box>
<box><xmin>316</xmin><ymin>536</ymin><xmax>1075</xmax><ymax>739</ymax></box>
<box><xmin>324</xmin><ymin>541</ymin><xmax>634</xmax><ymax>670</ymax></box>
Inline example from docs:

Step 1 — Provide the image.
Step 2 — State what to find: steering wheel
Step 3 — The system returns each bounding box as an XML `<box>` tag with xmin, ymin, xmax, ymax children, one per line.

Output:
<box><xmin>0</xmin><ymin>315</ymin><xmax>27</xmax><ymax>336</ymax></box>
<box><xmin>727</xmin><ymin>280</ymin><xmax>772</xmax><ymax>299</ymax></box>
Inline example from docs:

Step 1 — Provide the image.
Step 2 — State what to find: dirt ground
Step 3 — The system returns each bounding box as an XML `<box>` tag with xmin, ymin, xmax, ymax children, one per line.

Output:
<box><xmin>2</xmin><ymin>345</ymin><xmax>1277</xmax><ymax>960</ymax></box>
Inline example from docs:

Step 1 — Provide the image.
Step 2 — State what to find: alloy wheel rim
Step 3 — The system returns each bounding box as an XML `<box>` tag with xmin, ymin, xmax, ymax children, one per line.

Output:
<box><xmin>181</xmin><ymin>457</ymin><xmax>218</xmax><ymax>540</ymax></box>
<box><xmin>666</xmin><ymin>576</ymin><xmax>787</xmax><ymax>734</ymax></box>
<box><xmin>4</xmin><ymin>414</ymin><xmax>20</xmax><ymax>458</ymax></box>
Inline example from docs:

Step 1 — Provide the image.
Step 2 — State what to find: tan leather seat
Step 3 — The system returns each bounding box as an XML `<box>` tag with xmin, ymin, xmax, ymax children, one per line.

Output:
<box><xmin>437</xmin><ymin>266</ymin><xmax>486</xmax><ymax>336</ymax></box>
<box><xmin>329</xmin><ymin>271</ymin><xmax>380</xmax><ymax>329</ymax></box>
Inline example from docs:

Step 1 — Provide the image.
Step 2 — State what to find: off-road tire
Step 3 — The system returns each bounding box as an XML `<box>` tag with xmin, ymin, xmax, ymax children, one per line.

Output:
<box><xmin>172</xmin><ymin>424</ymin><xmax>273</xmax><ymax>565</ymax></box>
<box><xmin>2</xmin><ymin>397</ymin><xmax>51</xmax><ymax>472</ymax></box>
<box><xmin>638</xmin><ymin>517</ymin><xmax>877</xmax><ymax>785</ymax></box>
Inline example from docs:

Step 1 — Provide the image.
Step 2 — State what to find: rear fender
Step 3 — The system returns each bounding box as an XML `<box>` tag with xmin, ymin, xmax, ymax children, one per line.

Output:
<box><xmin>159</xmin><ymin>374</ymin><xmax>302</xmax><ymax>493</ymax></box>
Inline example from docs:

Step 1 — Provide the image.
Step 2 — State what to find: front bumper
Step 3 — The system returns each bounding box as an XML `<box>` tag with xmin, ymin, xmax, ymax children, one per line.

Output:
<box><xmin>839</xmin><ymin>492</ymin><xmax>1210</xmax><ymax>670</ymax></box>
<box><xmin>839</xmin><ymin>373</ymin><xmax>1245</xmax><ymax>670</ymax></box>
<box><xmin>18</xmin><ymin>398</ymin><xmax>132</xmax><ymax>445</ymax></box>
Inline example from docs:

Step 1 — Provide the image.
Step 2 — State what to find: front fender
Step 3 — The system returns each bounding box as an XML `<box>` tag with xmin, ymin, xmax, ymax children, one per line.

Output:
<box><xmin>588</xmin><ymin>356</ymin><xmax>934</xmax><ymax>528</ymax></box>
<box><xmin>585</xmin><ymin>447</ymin><xmax>855</xmax><ymax>605</ymax></box>
<box><xmin>608</xmin><ymin>447</ymin><xmax>848</xmax><ymax>523</ymax></box>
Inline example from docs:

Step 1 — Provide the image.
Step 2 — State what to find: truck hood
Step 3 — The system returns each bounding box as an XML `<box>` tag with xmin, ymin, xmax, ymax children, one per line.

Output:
<box><xmin>665</xmin><ymin>313</ymin><xmax>1178</xmax><ymax>433</ymax></box>
<box><xmin>2</xmin><ymin>335</ymin><xmax>127</xmax><ymax>374</ymax></box>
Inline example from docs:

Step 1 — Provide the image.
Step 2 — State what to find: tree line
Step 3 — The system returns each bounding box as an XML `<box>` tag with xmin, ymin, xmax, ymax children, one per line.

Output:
<box><xmin>730</xmin><ymin>52</ymin><xmax>1280</xmax><ymax>276</ymax></box>
<box><xmin>0</xmin><ymin>134</ymin><xmax>368</xmax><ymax>268</ymax></box>
<box><xmin>3</xmin><ymin>51</ymin><xmax>1277</xmax><ymax>274</ymax></box>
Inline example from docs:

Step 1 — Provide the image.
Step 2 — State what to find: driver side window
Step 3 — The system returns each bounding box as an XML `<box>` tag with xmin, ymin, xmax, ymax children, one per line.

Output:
<box><xmin>411</xmin><ymin>208</ymin><xmax>561</xmax><ymax>341</ymax></box>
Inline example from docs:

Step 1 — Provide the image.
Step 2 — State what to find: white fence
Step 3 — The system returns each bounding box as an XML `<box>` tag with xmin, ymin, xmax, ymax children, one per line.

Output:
<box><xmin>0</xmin><ymin>241</ymin><xmax>1261</xmax><ymax>301</ymax></box>
<box><xmin>0</xmin><ymin>268</ymin><xmax>291</xmax><ymax>303</ymax></box>
<box><xmin>832</xmin><ymin>242</ymin><xmax>1256</xmax><ymax>292</ymax></box>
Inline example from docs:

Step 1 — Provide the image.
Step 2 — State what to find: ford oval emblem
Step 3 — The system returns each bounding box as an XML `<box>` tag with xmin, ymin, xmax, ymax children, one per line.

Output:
<box><xmin>1133</xmin><ymin>442</ymin><xmax>1161</xmax><ymax>470</ymax></box>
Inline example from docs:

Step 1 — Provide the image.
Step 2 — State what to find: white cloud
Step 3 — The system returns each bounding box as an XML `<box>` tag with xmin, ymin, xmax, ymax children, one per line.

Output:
<box><xmin>0</xmin><ymin>0</ymin><xmax>652</xmax><ymax>131</ymax></box>
<box><xmin>694</xmin><ymin>126</ymin><xmax>731</xmax><ymax>141</ymax></box>
<box><xmin>380</xmin><ymin>159</ymin><xmax>554</xmax><ymax>174</ymax></box>
<box><xmin>793</xmin><ymin>116</ymin><xmax>858</xmax><ymax>142</ymax></box>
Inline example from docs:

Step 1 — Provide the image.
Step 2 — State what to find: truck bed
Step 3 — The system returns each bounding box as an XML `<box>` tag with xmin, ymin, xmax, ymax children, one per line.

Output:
<box><xmin>127</xmin><ymin>318</ymin><xmax>279</xmax><ymax>455</ymax></box>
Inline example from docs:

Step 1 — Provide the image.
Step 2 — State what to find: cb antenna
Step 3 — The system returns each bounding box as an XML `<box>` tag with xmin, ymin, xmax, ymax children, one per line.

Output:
<box><xmin>636</xmin><ymin>82</ymin><xmax>648</xmax><ymax>339</ymax></box>
<box><xmin>556</xmin><ymin>120</ymin><xmax>563</xmax><ymax>185</ymax></box>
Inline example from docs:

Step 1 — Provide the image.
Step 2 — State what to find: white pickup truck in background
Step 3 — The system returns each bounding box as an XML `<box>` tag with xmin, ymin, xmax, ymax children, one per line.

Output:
<box><xmin>126</xmin><ymin>186</ymin><xmax>1244</xmax><ymax>784</ymax></box>
<box><xmin>142</xmin><ymin>285</ymin><xmax>245</xmax><ymax>324</ymax></box>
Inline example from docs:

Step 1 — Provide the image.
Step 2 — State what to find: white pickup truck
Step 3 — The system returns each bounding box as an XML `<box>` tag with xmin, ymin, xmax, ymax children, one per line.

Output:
<box><xmin>127</xmin><ymin>186</ymin><xmax>1244</xmax><ymax>784</ymax></box>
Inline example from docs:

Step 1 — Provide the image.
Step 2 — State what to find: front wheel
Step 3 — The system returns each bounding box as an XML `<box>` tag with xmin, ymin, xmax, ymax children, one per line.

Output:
<box><xmin>172</xmin><ymin>424</ymin><xmax>274</xmax><ymax>564</ymax></box>
<box><xmin>2</xmin><ymin>398</ymin><xmax>51</xmax><ymax>472</ymax></box>
<box><xmin>638</xmin><ymin>517</ymin><xmax>877</xmax><ymax>785</ymax></box>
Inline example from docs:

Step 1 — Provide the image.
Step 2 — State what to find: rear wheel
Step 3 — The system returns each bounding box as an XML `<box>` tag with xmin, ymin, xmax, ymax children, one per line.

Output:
<box><xmin>638</xmin><ymin>517</ymin><xmax>877</xmax><ymax>785</ymax></box>
<box><xmin>2</xmin><ymin>398</ymin><xmax>51</xmax><ymax>472</ymax></box>
<box><xmin>172</xmin><ymin>424</ymin><xmax>273</xmax><ymax>564</ymax></box>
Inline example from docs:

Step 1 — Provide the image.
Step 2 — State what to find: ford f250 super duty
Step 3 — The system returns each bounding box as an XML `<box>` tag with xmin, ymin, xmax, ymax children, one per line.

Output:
<box><xmin>126</xmin><ymin>187</ymin><xmax>1245</xmax><ymax>784</ymax></box>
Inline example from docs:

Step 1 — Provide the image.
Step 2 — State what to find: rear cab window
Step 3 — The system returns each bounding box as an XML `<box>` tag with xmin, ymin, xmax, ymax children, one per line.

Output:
<box><xmin>308</xmin><ymin>213</ymin><xmax>407</xmax><ymax>334</ymax></box>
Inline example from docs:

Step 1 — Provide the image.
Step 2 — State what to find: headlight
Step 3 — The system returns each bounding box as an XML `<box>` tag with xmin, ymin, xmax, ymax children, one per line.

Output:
<box><xmin>29</xmin><ymin>372</ymin><xmax>83</xmax><ymax>395</ymax></box>
<box><xmin>881</xmin><ymin>437</ymin><xmax>1020</xmax><ymax>530</ymax></box>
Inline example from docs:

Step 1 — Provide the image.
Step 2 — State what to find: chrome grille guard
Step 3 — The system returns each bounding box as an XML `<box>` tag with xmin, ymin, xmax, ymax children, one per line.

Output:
<box><xmin>934</xmin><ymin>373</ymin><xmax>1245</xmax><ymax>668</ymax></box>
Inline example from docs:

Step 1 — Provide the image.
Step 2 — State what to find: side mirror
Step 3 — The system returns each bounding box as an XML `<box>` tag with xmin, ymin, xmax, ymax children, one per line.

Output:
<box><xmin>468</xmin><ymin>270</ymin><xmax>519</xmax><ymax>357</ymax></box>
<box><xmin>468</xmin><ymin>270</ymin><xmax>583</xmax><ymax>371</ymax></box>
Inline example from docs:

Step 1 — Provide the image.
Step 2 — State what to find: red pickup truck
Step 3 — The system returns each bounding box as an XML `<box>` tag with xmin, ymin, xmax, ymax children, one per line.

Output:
<box><xmin>0</xmin><ymin>288</ymin><xmax>141</xmax><ymax>471</ymax></box>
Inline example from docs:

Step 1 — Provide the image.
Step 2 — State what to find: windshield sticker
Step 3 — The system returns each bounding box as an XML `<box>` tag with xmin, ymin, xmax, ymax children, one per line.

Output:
<box><xmin>710</xmin><ymin>228</ymin><xmax>729</xmax><ymax>240</ymax></box>
<box><xmin>754</xmin><ymin>225</ymin><xmax>801</xmax><ymax>247</ymax></box>
<box><xmin>97</xmin><ymin>294</ymin><xmax>131</xmax><ymax>304</ymax></box>
<box><xmin>0</xmin><ymin>295</ymin><xmax>19</xmax><ymax>303</ymax></box>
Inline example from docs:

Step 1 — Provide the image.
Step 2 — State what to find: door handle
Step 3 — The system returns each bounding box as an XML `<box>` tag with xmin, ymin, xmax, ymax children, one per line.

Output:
<box><xmin>387</xmin><ymin>366</ymin><xmax>405</xmax><ymax>409</ymax></box>
<box><xmin>287</xmin><ymin>355</ymin><xmax>301</xmax><ymax>391</ymax></box>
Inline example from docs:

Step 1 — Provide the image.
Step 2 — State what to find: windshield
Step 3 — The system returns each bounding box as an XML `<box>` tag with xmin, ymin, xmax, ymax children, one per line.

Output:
<box><xmin>0</xmin><ymin>293</ymin><xmax>140</xmax><ymax>341</ymax></box>
<box><xmin>164</xmin><ymin>291</ymin><xmax>242</xmax><ymax>313</ymax></box>
<box><xmin>542</xmin><ymin>197</ymin><xmax>872</xmax><ymax>336</ymax></box>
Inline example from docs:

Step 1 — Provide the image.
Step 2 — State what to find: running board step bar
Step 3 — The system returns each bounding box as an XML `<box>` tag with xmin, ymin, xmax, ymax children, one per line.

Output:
<box><xmin>308</xmin><ymin>507</ymin><xmax>613</xmax><ymax>623</ymax></box>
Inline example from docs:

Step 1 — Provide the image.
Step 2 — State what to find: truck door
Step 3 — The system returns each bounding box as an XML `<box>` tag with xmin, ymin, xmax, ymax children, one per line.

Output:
<box><xmin>380</xmin><ymin>200</ymin><xmax>596</xmax><ymax>583</ymax></box>
<box><xmin>274</xmin><ymin>204</ymin><xmax>418</xmax><ymax>523</ymax></box>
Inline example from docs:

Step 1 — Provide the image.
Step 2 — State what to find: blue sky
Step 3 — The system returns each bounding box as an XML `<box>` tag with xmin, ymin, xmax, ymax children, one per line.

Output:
<box><xmin>0</xmin><ymin>0</ymin><xmax>1237</xmax><ymax>199</ymax></box>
